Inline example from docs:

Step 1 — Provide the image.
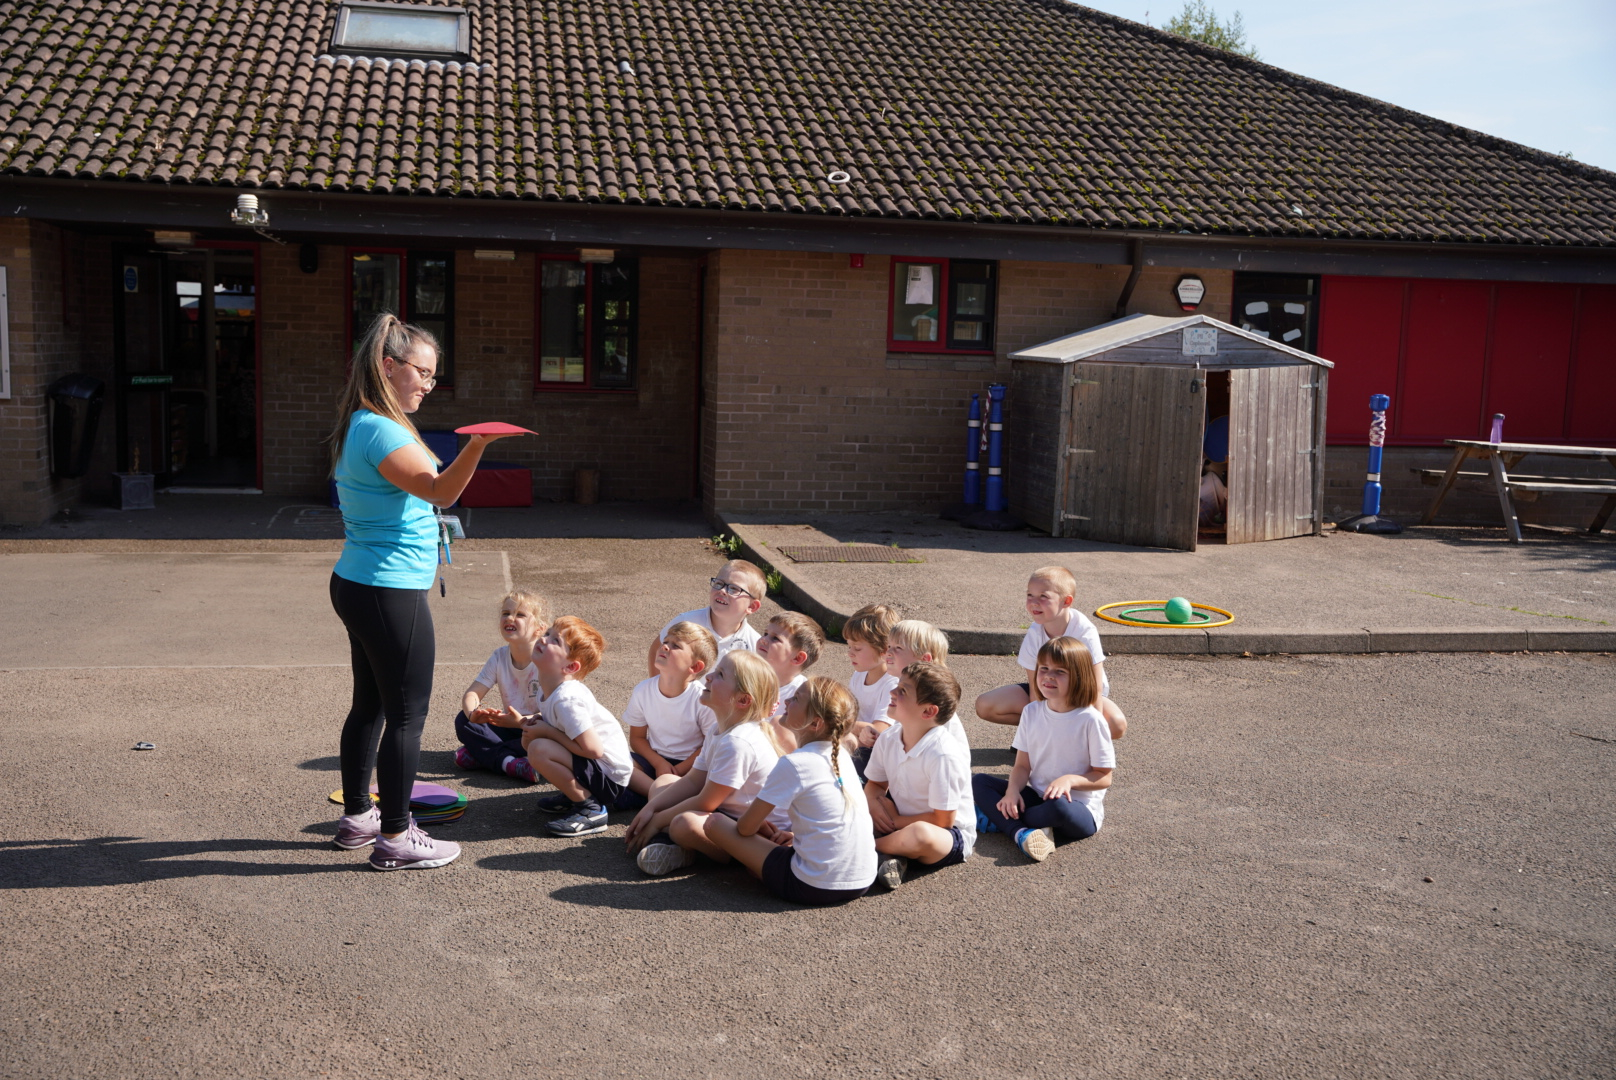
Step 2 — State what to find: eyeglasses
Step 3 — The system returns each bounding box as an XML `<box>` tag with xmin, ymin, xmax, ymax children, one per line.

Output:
<box><xmin>709</xmin><ymin>577</ymin><xmax>754</xmax><ymax>599</ymax></box>
<box><xmin>387</xmin><ymin>356</ymin><xmax>437</xmax><ymax>390</ymax></box>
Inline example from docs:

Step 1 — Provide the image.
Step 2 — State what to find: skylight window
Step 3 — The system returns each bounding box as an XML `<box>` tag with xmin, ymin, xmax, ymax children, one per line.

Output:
<box><xmin>331</xmin><ymin>2</ymin><xmax>469</xmax><ymax>60</ymax></box>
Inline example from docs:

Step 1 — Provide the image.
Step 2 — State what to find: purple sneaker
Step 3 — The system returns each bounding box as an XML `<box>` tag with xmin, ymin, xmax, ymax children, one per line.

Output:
<box><xmin>503</xmin><ymin>756</ymin><xmax>537</xmax><ymax>783</ymax></box>
<box><xmin>454</xmin><ymin>746</ymin><xmax>476</xmax><ymax>770</ymax></box>
<box><xmin>333</xmin><ymin>806</ymin><xmax>381</xmax><ymax>850</ymax></box>
<box><xmin>369</xmin><ymin>819</ymin><xmax>461</xmax><ymax>872</ymax></box>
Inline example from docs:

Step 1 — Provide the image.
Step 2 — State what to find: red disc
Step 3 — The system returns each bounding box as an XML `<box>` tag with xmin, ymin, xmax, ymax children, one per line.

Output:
<box><xmin>454</xmin><ymin>422</ymin><xmax>537</xmax><ymax>435</ymax></box>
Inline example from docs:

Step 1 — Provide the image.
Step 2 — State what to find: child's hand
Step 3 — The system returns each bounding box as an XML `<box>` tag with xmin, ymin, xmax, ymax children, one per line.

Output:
<box><xmin>498</xmin><ymin>705</ymin><xmax>523</xmax><ymax>728</ymax></box>
<box><xmin>624</xmin><ymin>806</ymin><xmax>655</xmax><ymax>851</ymax></box>
<box><xmin>1043</xmin><ymin>775</ymin><xmax>1077</xmax><ymax>802</ymax></box>
<box><xmin>854</xmin><ymin>721</ymin><xmax>879</xmax><ymax>749</ymax></box>
<box><xmin>997</xmin><ymin>791</ymin><xmax>1024</xmax><ymax>820</ymax></box>
<box><xmin>471</xmin><ymin>705</ymin><xmax>503</xmax><ymax>724</ymax></box>
<box><xmin>867</xmin><ymin>792</ymin><xmax>898</xmax><ymax>835</ymax></box>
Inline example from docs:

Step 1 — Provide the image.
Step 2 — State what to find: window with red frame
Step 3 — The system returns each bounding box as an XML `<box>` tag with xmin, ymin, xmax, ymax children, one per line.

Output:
<box><xmin>349</xmin><ymin>249</ymin><xmax>455</xmax><ymax>386</ymax></box>
<box><xmin>888</xmin><ymin>258</ymin><xmax>997</xmax><ymax>352</ymax></box>
<box><xmin>535</xmin><ymin>257</ymin><xmax>638</xmax><ymax>390</ymax></box>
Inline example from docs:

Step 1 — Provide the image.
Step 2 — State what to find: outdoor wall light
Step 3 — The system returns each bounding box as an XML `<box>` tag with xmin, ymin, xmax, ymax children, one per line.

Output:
<box><xmin>474</xmin><ymin>249</ymin><xmax>517</xmax><ymax>261</ymax></box>
<box><xmin>230</xmin><ymin>193</ymin><xmax>270</xmax><ymax>227</ymax></box>
<box><xmin>579</xmin><ymin>248</ymin><xmax>615</xmax><ymax>264</ymax></box>
<box><xmin>152</xmin><ymin>230</ymin><xmax>194</xmax><ymax>246</ymax></box>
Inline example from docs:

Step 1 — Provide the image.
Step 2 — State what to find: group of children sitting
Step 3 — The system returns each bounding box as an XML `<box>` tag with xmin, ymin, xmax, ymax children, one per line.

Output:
<box><xmin>445</xmin><ymin>559</ymin><xmax>1121</xmax><ymax>907</ymax></box>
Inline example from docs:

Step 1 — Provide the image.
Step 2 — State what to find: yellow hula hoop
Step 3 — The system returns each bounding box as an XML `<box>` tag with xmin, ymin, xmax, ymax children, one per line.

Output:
<box><xmin>1094</xmin><ymin>601</ymin><xmax>1235</xmax><ymax>629</ymax></box>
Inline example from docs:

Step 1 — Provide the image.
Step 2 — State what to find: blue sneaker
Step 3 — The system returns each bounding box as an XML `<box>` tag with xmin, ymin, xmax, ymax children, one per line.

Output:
<box><xmin>976</xmin><ymin>808</ymin><xmax>999</xmax><ymax>835</ymax></box>
<box><xmin>545</xmin><ymin>803</ymin><xmax>608</xmax><ymax>837</ymax></box>
<box><xmin>1014</xmin><ymin>826</ymin><xmax>1056</xmax><ymax>862</ymax></box>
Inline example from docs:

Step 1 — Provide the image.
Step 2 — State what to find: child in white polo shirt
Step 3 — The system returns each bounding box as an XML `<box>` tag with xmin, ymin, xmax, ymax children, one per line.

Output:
<box><xmin>844</xmin><ymin>603</ymin><xmax>900</xmax><ymax>754</ymax></box>
<box><xmin>625</xmin><ymin>621</ymin><xmax>720</xmax><ymax>798</ymax></box>
<box><xmin>972</xmin><ymin>636</ymin><xmax>1115</xmax><ymax>863</ymax></box>
<box><xmin>884</xmin><ymin>619</ymin><xmax>969</xmax><ymax>750</ymax></box>
<box><xmin>756</xmin><ymin>610</ymin><xmax>824</xmax><ymax>722</ymax></box>
<box><xmin>646</xmin><ymin>559</ymin><xmax>767</xmax><ymax>676</ymax></box>
<box><xmin>973</xmin><ymin>565</ymin><xmax>1127</xmax><ymax>740</ymax></box>
<box><xmin>454</xmin><ymin>589</ymin><xmax>549</xmax><ymax>782</ymax></box>
<box><xmin>864</xmin><ymin>661</ymin><xmax>974</xmax><ymax>890</ymax></box>
<box><xmin>520</xmin><ymin>617</ymin><xmax>643</xmax><ymax>838</ymax></box>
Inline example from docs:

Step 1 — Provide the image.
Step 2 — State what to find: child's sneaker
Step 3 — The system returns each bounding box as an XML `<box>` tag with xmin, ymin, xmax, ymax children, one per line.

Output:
<box><xmin>875</xmin><ymin>855</ymin><xmax>908</xmax><ymax>891</ymax></box>
<box><xmin>453</xmin><ymin>746</ymin><xmax>477</xmax><ymax>770</ymax></box>
<box><xmin>1014</xmin><ymin>826</ymin><xmax>1056</xmax><ymax>862</ymax></box>
<box><xmin>333</xmin><ymin>806</ymin><xmax>381</xmax><ymax>850</ymax></box>
<box><xmin>637</xmin><ymin>837</ymin><xmax>696</xmax><ymax>876</ymax></box>
<box><xmin>503</xmin><ymin>756</ymin><xmax>537</xmax><ymax>783</ymax></box>
<box><xmin>535</xmin><ymin>792</ymin><xmax>574</xmax><ymax>814</ymax></box>
<box><xmin>369</xmin><ymin>820</ymin><xmax>461</xmax><ymax>871</ymax></box>
<box><xmin>976</xmin><ymin>808</ymin><xmax>999</xmax><ymax>835</ymax></box>
<box><xmin>545</xmin><ymin>802</ymin><xmax>608</xmax><ymax>837</ymax></box>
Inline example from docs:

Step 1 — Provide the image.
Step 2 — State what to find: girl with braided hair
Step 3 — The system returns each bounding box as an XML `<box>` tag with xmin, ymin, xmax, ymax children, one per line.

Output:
<box><xmin>707</xmin><ymin>676</ymin><xmax>877</xmax><ymax>906</ymax></box>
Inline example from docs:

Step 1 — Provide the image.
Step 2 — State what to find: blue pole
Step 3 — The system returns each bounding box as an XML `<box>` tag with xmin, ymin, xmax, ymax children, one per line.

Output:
<box><xmin>1360</xmin><ymin>393</ymin><xmax>1390</xmax><ymax>517</ymax></box>
<box><xmin>984</xmin><ymin>383</ymin><xmax>1007</xmax><ymax>513</ymax></box>
<box><xmin>963</xmin><ymin>392</ymin><xmax>982</xmax><ymax>506</ymax></box>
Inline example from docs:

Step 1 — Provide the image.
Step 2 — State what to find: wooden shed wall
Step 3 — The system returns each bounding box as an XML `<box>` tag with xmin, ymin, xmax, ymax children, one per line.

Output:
<box><xmin>1226</xmin><ymin>364</ymin><xmax>1318</xmax><ymax>543</ymax></box>
<box><xmin>1009</xmin><ymin>360</ymin><xmax>1069</xmax><ymax>535</ymax></box>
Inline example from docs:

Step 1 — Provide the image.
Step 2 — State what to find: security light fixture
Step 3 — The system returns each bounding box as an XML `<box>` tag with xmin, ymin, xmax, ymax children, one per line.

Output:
<box><xmin>229</xmin><ymin>193</ymin><xmax>269</xmax><ymax>227</ymax></box>
<box><xmin>331</xmin><ymin>1</ymin><xmax>470</xmax><ymax>60</ymax></box>
<box><xmin>578</xmin><ymin>248</ymin><xmax>615</xmax><ymax>264</ymax></box>
<box><xmin>152</xmin><ymin>230</ymin><xmax>194</xmax><ymax>246</ymax></box>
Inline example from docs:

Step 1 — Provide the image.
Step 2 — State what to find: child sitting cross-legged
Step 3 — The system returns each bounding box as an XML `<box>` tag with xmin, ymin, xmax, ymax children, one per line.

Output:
<box><xmin>863</xmin><ymin>661</ymin><xmax>974</xmax><ymax>891</ymax></box>
<box><xmin>705</xmin><ymin>677</ymin><xmax>878</xmax><ymax>906</ymax></box>
<box><xmin>843</xmin><ymin>603</ymin><xmax>900</xmax><ymax>764</ymax></box>
<box><xmin>885</xmin><ymin>619</ymin><xmax>969</xmax><ymax>750</ymax></box>
<box><xmin>624</xmin><ymin>650</ymin><xmax>791</xmax><ymax>877</ymax></box>
<box><xmin>756</xmin><ymin>611</ymin><xmax>825</xmax><ymax>722</ymax></box>
<box><xmin>972</xmin><ymin>636</ymin><xmax>1116</xmax><ymax>863</ymax></box>
<box><xmin>454</xmin><ymin>589</ymin><xmax>550</xmax><ymax>783</ymax></box>
<box><xmin>646</xmin><ymin>558</ymin><xmax>768</xmax><ymax>677</ymax></box>
<box><xmin>520</xmin><ymin>617</ymin><xmax>646</xmax><ymax>838</ymax></box>
<box><xmin>624</xmin><ymin>621</ymin><xmax>720</xmax><ymax>799</ymax></box>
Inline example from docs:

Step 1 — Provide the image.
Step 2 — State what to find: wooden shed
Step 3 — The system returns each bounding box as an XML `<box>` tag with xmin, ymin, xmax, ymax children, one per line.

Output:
<box><xmin>1007</xmin><ymin>314</ymin><xmax>1332</xmax><ymax>550</ymax></box>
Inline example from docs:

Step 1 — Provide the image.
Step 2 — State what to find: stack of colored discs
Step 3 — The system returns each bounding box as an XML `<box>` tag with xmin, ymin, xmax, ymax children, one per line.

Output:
<box><xmin>326</xmin><ymin>781</ymin><xmax>467</xmax><ymax>825</ymax></box>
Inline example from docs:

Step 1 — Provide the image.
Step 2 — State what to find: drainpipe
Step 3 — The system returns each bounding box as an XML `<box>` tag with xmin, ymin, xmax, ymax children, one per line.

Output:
<box><xmin>1113</xmin><ymin>239</ymin><xmax>1144</xmax><ymax>319</ymax></box>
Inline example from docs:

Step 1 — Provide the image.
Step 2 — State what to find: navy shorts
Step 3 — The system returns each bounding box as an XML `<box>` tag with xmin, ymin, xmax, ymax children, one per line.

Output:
<box><xmin>761</xmin><ymin>845</ymin><xmax>869</xmax><ymax>907</ymax></box>
<box><xmin>907</xmin><ymin>825</ymin><xmax>968</xmax><ymax>876</ymax></box>
<box><xmin>570</xmin><ymin>754</ymin><xmax>647</xmax><ymax>812</ymax></box>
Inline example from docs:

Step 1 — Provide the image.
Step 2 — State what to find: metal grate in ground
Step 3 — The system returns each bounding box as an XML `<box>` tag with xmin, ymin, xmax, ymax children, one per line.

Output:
<box><xmin>775</xmin><ymin>544</ymin><xmax>922</xmax><ymax>564</ymax></box>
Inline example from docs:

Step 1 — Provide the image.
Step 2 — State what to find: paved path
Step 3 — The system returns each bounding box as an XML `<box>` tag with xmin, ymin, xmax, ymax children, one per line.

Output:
<box><xmin>721</xmin><ymin>513</ymin><xmax>1616</xmax><ymax>654</ymax></box>
<box><xmin>1</xmin><ymin>540</ymin><xmax>1612</xmax><ymax>1078</ymax></box>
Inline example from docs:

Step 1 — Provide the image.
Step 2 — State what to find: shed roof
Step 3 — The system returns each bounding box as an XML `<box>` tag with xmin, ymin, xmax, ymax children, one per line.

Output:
<box><xmin>1009</xmin><ymin>313</ymin><xmax>1334</xmax><ymax>367</ymax></box>
<box><xmin>0</xmin><ymin>0</ymin><xmax>1612</xmax><ymax>248</ymax></box>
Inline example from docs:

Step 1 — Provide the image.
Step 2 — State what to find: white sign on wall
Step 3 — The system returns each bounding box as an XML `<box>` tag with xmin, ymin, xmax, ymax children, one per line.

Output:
<box><xmin>0</xmin><ymin>267</ymin><xmax>10</xmax><ymax>399</ymax></box>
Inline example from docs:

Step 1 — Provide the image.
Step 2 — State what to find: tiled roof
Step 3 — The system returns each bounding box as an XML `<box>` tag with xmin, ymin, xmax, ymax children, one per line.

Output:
<box><xmin>1</xmin><ymin>0</ymin><xmax>1613</xmax><ymax>247</ymax></box>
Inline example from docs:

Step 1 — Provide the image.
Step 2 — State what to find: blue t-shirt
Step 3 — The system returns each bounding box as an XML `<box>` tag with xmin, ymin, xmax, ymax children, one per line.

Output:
<box><xmin>333</xmin><ymin>410</ymin><xmax>438</xmax><ymax>589</ymax></box>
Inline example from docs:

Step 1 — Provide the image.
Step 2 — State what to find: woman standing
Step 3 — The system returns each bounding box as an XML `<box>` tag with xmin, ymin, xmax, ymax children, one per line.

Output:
<box><xmin>327</xmin><ymin>314</ymin><xmax>518</xmax><ymax>870</ymax></box>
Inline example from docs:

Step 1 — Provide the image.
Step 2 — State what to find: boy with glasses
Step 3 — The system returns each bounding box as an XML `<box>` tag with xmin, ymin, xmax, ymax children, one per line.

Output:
<box><xmin>646</xmin><ymin>559</ymin><xmax>768</xmax><ymax>677</ymax></box>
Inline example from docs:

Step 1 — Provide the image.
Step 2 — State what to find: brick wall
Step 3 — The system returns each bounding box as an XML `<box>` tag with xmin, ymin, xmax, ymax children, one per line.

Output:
<box><xmin>700</xmin><ymin>249</ymin><xmax>1233</xmax><ymax>516</ymax></box>
<box><xmin>260</xmin><ymin>249</ymin><xmax>701</xmax><ymax>501</ymax></box>
<box><xmin>0</xmin><ymin>219</ymin><xmax>110</xmax><ymax>527</ymax></box>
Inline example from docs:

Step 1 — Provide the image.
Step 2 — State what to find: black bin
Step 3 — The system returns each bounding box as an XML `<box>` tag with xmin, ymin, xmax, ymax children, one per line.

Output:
<box><xmin>47</xmin><ymin>374</ymin><xmax>105</xmax><ymax>479</ymax></box>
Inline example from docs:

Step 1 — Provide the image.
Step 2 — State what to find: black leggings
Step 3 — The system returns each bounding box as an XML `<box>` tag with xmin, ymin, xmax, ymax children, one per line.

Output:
<box><xmin>330</xmin><ymin>573</ymin><xmax>435</xmax><ymax>833</ymax></box>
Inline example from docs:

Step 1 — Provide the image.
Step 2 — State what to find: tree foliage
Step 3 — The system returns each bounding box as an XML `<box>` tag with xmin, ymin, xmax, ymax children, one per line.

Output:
<box><xmin>1162</xmin><ymin>1</ymin><xmax>1259</xmax><ymax>59</ymax></box>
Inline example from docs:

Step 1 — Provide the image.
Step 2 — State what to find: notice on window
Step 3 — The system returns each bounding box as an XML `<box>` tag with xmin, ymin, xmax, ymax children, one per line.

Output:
<box><xmin>905</xmin><ymin>265</ymin><xmax>934</xmax><ymax>305</ymax></box>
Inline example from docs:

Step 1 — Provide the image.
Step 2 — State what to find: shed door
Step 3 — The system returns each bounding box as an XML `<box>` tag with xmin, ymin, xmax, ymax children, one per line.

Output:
<box><xmin>1063</xmin><ymin>363</ymin><xmax>1203</xmax><ymax>550</ymax></box>
<box><xmin>1227</xmin><ymin>365</ymin><xmax>1317</xmax><ymax>543</ymax></box>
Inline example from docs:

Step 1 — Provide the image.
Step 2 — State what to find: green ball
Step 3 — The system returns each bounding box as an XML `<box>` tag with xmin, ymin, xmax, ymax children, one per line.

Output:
<box><xmin>1164</xmin><ymin>597</ymin><xmax>1194</xmax><ymax>624</ymax></box>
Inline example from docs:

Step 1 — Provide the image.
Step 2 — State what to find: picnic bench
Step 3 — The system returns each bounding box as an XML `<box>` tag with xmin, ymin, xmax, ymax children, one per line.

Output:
<box><xmin>1418</xmin><ymin>439</ymin><xmax>1616</xmax><ymax>542</ymax></box>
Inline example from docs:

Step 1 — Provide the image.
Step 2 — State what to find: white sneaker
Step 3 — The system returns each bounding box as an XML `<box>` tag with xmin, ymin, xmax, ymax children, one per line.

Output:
<box><xmin>1015</xmin><ymin>827</ymin><xmax>1056</xmax><ymax>863</ymax></box>
<box><xmin>637</xmin><ymin>842</ymin><xmax>695</xmax><ymax>877</ymax></box>
<box><xmin>876</xmin><ymin>855</ymin><xmax>908</xmax><ymax>891</ymax></box>
<box><xmin>369</xmin><ymin>819</ymin><xmax>461</xmax><ymax>871</ymax></box>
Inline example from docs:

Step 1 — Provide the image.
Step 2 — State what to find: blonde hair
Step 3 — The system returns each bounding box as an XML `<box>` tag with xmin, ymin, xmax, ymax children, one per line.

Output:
<box><xmin>719</xmin><ymin>558</ymin><xmax>768</xmax><ymax>601</ymax></box>
<box><xmin>550</xmin><ymin>616</ymin><xmax>605</xmax><ymax>680</ymax></box>
<box><xmin>1030</xmin><ymin>565</ymin><xmax>1079</xmax><ymax>601</ymax></box>
<box><xmin>795</xmin><ymin>676</ymin><xmax>859</xmax><ymax>802</ymax></box>
<box><xmin>501</xmin><ymin>589</ymin><xmax>550</xmax><ymax>627</ymax></box>
<box><xmin>768</xmin><ymin>611</ymin><xmax>825</xmax><ymax>670</ymax></box>
<box><xmin>1031</xmin><ymin>636</ymin><xmax>1099</xmax><ymax>710</ymax></box>
<box><xmin>328</xmin><ymin>313</ymin><xmax>442</xmax><ymax>468</ymax></box>
<box><xmin>891</xmin><ymin>619</ymin><xmax>949</xmax><ymax>665</ymax></box>
<box><xmin>843</xmin><ymin>603</ymin><xmax>899</xmax><ymax>650</ymax></box>
<box><xmin>715</xmin><ymin>652</ymin><xmax>785</xmax><ymax>755</ymax></box>
<box><xmin>902</xmin><ymin>661</ymin><xmax>961</xmax><ymax>725</ymax></box>
<box><xmin>664</xmin><ymin>620</ymin><xmax>718</xmax><ymax>673</ymax></box>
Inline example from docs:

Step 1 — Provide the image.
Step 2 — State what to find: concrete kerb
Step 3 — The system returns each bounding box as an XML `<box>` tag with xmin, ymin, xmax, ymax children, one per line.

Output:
<box><xmin>717</xmin><ymin>517</ymin><xmax>1615</xmax><ymax>657</ymax></box>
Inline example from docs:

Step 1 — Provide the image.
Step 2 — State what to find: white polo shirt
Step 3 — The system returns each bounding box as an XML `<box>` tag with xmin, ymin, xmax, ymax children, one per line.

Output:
<box><xmin>1017</xmin><ymin>609</ymin><xmax>1110</xmax><ymax>697</ymax></box>
<box><xmin>1012</xmin><ymin>700</ymin><xmax>1116</xmax><ymax>829</ymax></box>
<box><xmin>661</xmin><ymin>607</ymin><xmax>761</xmax><ymax>665</ymax></box>
<box><xmin>693</xmin><ymin>721</ymin><xmax>790</xmax><ymax>829</ymax></box>
<box><xmin>848</xmin><ymin>669</ymin><xmax>898</xmax><ymax>728</ymax></box>
<box><xmin>539</xmin><ymin>680</ymin><xmax>634</xmax><ymax>786</ymax></box>
<box><xmin>758</xmin><ymin>741</ymin><xmax>877</xmax><ymax>892</ymax></box>
<box><xmin>769</xmin><ymin>673</ymin><xmax>808</xmax><ymax>721</ymax></box>
<box><xmin>466</xmin><ymin>645</ymin><xmax>542</xmax><ymax>741</ymax></box>
<box><xmin>865</xmin><ymin>722</ymin><xmax>976</xmax><ymax>856</ymax></box>
<box><xmin>621</xmin><ymin>677</ymin><xmax>717</xmax><ymax>761</ymax></box>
